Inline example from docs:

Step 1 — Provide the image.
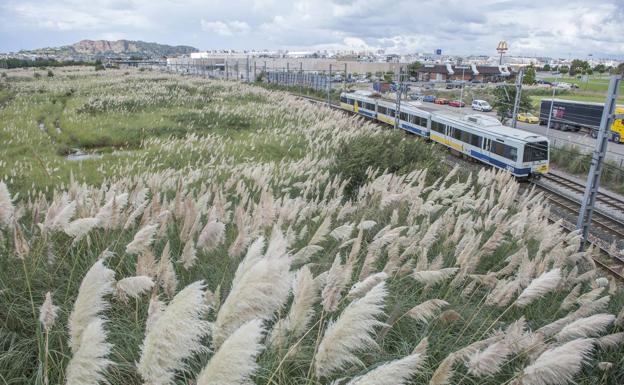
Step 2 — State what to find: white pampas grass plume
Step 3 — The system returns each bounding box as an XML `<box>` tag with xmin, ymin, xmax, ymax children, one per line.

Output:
<box><xmin>598</xmin><ymin>361</ymin><xmax>613</xmax><ymax>371</ymax></box>
<box><xmin>125</xmin><ymin>224</ymin><xmax>158</xmax><ymax>255</ymax></box>
<box><xmin>407</xmin><ymin>299</ymin><xmax>449</xmax><ymax>324</ymax></box>
<box><xmin>358</xmin><ymin>220</ymin><xmax>377</xmax><ymax>230</ymax></box>
<box><xmin>196</xmin><ymin>319</ymin><xmax>264</xmax><ymax>385</ymax></box>
<box><xmin>560</xmin><ymin>284</ymin><xmax>581</xmax><ymax>311</ymax></box>
<box><xmin>68</xmin><ymin>260</ymin><xmax>115</xmax><ymax>353</ymax></box>
<box><xmin>330</xmin><ymin>223</ymin><xmax>354</xmax><ymax>241</ymax></box>
<box><xmin>180</xmin><ymin>240</ymin><xmax>197</xmax><ymax>270</ymax></box>
<box><xmin>146</xmin><ymin>293</ymin><xmax>165</xmax><ymax>333</ymax></box>
<box><xmin>309</xmin><ymin>215</ymin><xmax>332</xmax><ymax>245</ymax></box>
<box><xmin>157</xmin><ymin>241</ymin><xmax>178</xmax><ymax>299</ymax></box>
<box><xmin>467</xmin><ymin>341</ymin><xmax>511</xmax><ymax>377</ymax></box>
<box><xmin>13</xmin><ymin>222</ymin><xmax>29</xmax><ymax>260</ymax></box>
<box><xmin>515</xmin><ymin>268</ymin><xmax>561</xmax><ymax>308</ymax></box>
<box><xmin>348</xmin><ymin>272</ymin><xmax>388</xmax><ymax>300</ymax></box>
<box><xmin>412</xmin><ymin>268</ymin><xmax>458</xmax><ymax>286</ymax></box>
<box><xmin>292</xmin><ymin>245</ymin><xmax>324</xmax><ymax>265</ymax></box>
<box><xmin>412</xmin><ymin>337</ymin><xmax>429</xmax><ymax>355</ymax></box>
<box><xmin>0</xmin><ymin>181</ymin><xmax>14</xmax><ymax>228</ymax></box>
<box><xmin>213</xmin><ymin>251</ymin><xmax>291</xmax><ymax>347</ymax></box>
<box><xmin>64</xmin><ymin>217</ymin><xmax>100</xmax><ymax>244</ymax></box>
<box><xmin>39</xmin><ymin>292</ymin><xmax>58</xmax><ymax>332</ymax></box>
<box><xmin>65</xmin><ymin>318</ymin><xmax>113</xmax><ymax>385</ymax></box>
<box><xmin>231</xmin><ymin>236</ymin><xmax>265</xmax><ymax>289</ymax></box>
<box><xmin>429</xmin><ymin>353</ymin><xmax>456</xmax><ymax>385</ymax></box>
<box><xmin>280</xmin><ymin>266</ymin><xmax>319</xmax><ymax>340</ymax></box>
<box><xmin>315</xmin><ymin>282</ymin><xmax>387</xmax><ymax>378</ymax></box>
<box><xmin>518</xmin><ymin>338</ymin><xmax>594</xmax><ymax>385</ymax></box>
<box><xmin>115</xmin><ymin>276</ymin><xmax>154</xmax><ymax>303</ymax></box>
<box><xmin>321</xmin><ymin>254</ymin><xmax>352</xmax><ymax>312</ymax></box>
<box><xmin>345</xmin><ymin>352</ymin><xmax>425</xmax><ymax>385</ymax></box>
<box><xmin>197</xmin><ymin>220</ymin><xmax>226</xmax><ymax>252</ymax></box>
<box><xmin>138</xmin><ymin>281</ymin><xmax>210</xmax><ymax>385</ymax></box>
<box><xmin>555</xmin><ymin>314</ymin><xmax>615</xmax><ymax>342</ymax></box>
<box><xmin>596</xmin><ymin>332</ymin><xmax>624</xmax><ymax>349</ymax></box>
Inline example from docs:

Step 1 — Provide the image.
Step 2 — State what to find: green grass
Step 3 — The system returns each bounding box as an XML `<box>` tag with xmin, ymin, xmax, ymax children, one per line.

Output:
<box><xmin>541</xmin><ymin>75</ymin><xmax>624</xmax><ymax>94</ymax></box>
<box><xmin>0</xmin><ymin>68</ymin><xmax>622</xmax><ymax>385</ymax></box>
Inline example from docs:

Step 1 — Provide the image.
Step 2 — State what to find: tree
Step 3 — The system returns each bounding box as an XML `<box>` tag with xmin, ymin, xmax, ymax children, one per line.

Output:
<box><xmin>559</xmin><ymin>65</ymin><xmax>569</xmax><ymax>75</ymax></box>
<box><xmin>593</xmin><ymin>64</ymin><xmax>606</xmax><ymax>74</ymax></box>
<box><xmin>523</xmin><ymin>64</ymin><xmax>536</xmax><ymax>85</ymax></box>
<box><xmin>613</xmin><ymin>63</ymin><xmax>624</xmax><ymax>75</ymax></box>
<box><xmin>542</xmin><ymin>63</ymin><xmax>551</xmax><ymax>72</ymax></box>
<box><xmin>407</xmin><ymin>61</ymin><xmax>422</xmax><ymax>78</ymax></box>
<box><xmin>491</xmin><ymin>85</ymin><xmax>533</xmax><ymax>124</ymax></box>
<box><xmin>47</xmin><ymin>70</ymin><xmax>54</xmax><ymax>77</ymax></box>
<box><xmin>569</xmin><ymin>59</ymin><xmax>590</xmax><ymax>76</ymax></box>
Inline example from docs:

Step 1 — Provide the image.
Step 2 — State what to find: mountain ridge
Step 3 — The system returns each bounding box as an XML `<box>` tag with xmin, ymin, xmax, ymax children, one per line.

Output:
<box><xmin>21</xmin><ymin>39</ymin><xmax>198</xmax><ymax>58</ymax></box>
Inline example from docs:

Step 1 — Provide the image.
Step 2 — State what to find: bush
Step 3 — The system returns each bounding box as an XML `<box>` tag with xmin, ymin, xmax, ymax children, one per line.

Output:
<box><xmin>47</xmin><ymin>70</ymin><xmax>54</xmax><ymax>77</ymax></box>
<box><xmin>34</xmin><ymin>72</ymin><xmax>41</xmax><ymax>79</ymax></box>
<box><xmin>331</xmin><ymin>131</ymin><xmax>447</xmax><ymax>198</ymax></box>
<box><xmin>95</xmin><ymin>64</ymin><xmax>105</xmax><ymax>71</ymax></box>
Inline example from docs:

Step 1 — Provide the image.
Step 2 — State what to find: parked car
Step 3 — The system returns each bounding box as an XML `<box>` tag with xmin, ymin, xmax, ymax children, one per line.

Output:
<box><xmin>517</xmin><ymin>112</ymin><xmax>539</xmax><ymax>124</ymax></box>
<box><xmin>434</xmin><ymin>98</ymin><xmax>449</xmax><ymax>105</ymax></box>
<box><xmin>471</xmin><ymin>99</ymin><xmax>492</xmax><ymax>112</ymax></box>
<box><xmin>536</xmin><ymin>80</ymin><xmax>552</xmax><ymax>86</ymax></box>
<box><xmin>409</xmin><ymin>93</ymin><xmax>424</xmax><ymax>101</ymax></box>
<box><xmin>449</xmin><ymin>100</ymin><xmax>465</xmax><ymax>107</ymax></box>
<box><xmin>423</xmin><ymin>95</ymin><xmax>437</xmax><ymax>103</ymax></box>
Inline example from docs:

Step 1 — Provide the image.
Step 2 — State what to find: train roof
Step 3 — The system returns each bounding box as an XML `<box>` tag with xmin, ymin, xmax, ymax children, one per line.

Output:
<box><xmin>432</xmin><ymin>111</ymin><xmax>549</xmax><ymax>143</ymax></box>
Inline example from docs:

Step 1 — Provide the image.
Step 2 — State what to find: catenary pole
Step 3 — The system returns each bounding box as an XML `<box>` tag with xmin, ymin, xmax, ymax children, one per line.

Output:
<box><xmin>511</xmin><ymin>69</ymin><xmax>524</xmax><ymax>128</ymax></box>
<box><xmin>576</xmin><ymin>75</ymin><xmax>622</xmax><ymax>250</ymax></box>
<box><xmin>546</xmin><ymin>86</ymin><xmax>556</xmax><ymax>137</ymax></box>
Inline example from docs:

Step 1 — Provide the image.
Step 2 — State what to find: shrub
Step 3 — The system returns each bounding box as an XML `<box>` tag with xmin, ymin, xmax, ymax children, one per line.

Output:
<box><xmin>47</xmin><ymin>70</ymin><xmax>54</xmax><ymax>77</ymax></box>
<box><xmin>331</xmin><ymin>131</ymin><xmax>447</xmax><ymax>198</ymax></box>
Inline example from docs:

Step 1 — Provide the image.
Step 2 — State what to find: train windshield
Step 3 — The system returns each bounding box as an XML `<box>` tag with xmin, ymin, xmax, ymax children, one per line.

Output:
<box><xmin>523</xmin><ymin>141</ymin><xmax>548</xmax><ymax>162</ymax></box>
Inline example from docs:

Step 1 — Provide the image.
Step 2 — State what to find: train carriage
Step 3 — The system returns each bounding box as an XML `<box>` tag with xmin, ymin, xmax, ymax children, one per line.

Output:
<box><xmin>339</xmin><ymin>92</ymin><xmax>549</xmax><ymax>179</ymax></box>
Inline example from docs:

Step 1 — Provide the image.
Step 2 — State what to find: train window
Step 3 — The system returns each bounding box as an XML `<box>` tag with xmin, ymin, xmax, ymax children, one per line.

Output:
<box><xmin>470</xmin><ymin>133</ymin><xmax>482</xmax><ymax>147</ymax></box>
<box><xmin>378</xmin><ymin>106</ymin><xmax>387</xmax><ymax>115</ymax></box>
<box><xmin>506</xmin><ymin>147</ymin><xmax>518</xmax><ymax>161</ymax></box>
<box><xmin>349</xmin><ymin>98</ymin><xmax>355</xmax><ymax>105</ymax></box>
<box><xmin>451</xmin><ymin>127</ymin><xmax>463</xmax><ymax>140</ymax></box>
<box><xmin>364</xmin><ymin>102</ymin><xmax>376</xmax><ymax>110</ymax></box>
<box><xmin>523</xmin><ymin>141</ymin><xmax>548</xmax><ymax>162</ymax></box>
<box><xmin>491</xmin><ymin>142</ymin><xmax>518</xmax><ymax>161</ymax></box>
<box><xmin>491</xmin><ymin>142</ymin><xmax>505</xmax><ymax>157</ymax></box>
<box><xmin>460</xmin><ymin>130</ymin><xmax>471</xmax><ymax>144</ymax></box>
<box><xmin>431</xmin><ymin>121</ymin><xmax>445</xmax><ymax>133</ymax></box>
<box><xmin>387</xmin><ymin>108</ymin><xmax>395</xmax><ymax>117</ymax></box>
<box><xmin>400</xmin><ymin>112</ymin><xmax>409</xmax><ymax>121</ymax></box>
<box><xmin>340</xmin><ymin>95</ymin><xmax>347</xmax><ymax>103</ymax></box>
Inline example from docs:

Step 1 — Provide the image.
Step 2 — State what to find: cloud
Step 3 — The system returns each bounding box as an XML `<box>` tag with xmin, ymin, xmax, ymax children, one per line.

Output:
<box><xmin>0</xmin><ymin>0</ymin><xmax>622</xmax><ymax>58</ymax></box>
<box><xmin>200</xmin><ymin>20</ymin><xmax>251</xmax><ymax>36</ymax></box>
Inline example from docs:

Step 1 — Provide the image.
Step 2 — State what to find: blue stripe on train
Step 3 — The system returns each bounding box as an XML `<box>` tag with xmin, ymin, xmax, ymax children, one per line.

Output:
<box><xmin>470</xmin><ymin>150</ymin><xmax>531</xmax><ymax>176</ymax></box>
<box><xmin>358</xmin><ymin>109</ymin><xmax>375</xmax><ymax>118</ymax></box>
<box><xmin>399</xmin><ymin>122</ymin><xmax>427</xmax><ymax>137</ymax></box>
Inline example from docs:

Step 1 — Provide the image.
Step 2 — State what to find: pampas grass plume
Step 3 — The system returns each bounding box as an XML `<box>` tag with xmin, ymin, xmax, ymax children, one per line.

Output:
<box><xmin>315</xmin><ymin>282</ymin><xmax>387</xmax><ymax>378</ymax></box>
<box><xmin>348</xmin><ymin>272</ymin><xmax>388</xmax><ymax>300</ymax></box>
<box><xmin>518</xmin><ymin>338</ymin><xmax>594</xmax><ymax>385</ymax></box>
<box><xmin>68</xmin><ymin>259</ymin><xmax>115</xmax><ymax>353</ymax></box>
<box><xmin>126</xmin><ymin>223</ymin><xmax>158</xmax><ymax>255</ymax></box>
<box><xmin>196</xmin><ymin>319</ymin><xmax>264</xmax><ymax>385</ymax></box>
<box><xmin>0</xmin><ymin>181</ymin><xmax>14</xmax><ymax>228</ymax></box>
<box><xmin>555</xmin><ymin>314</ymin><xmax>615</xmax><ymax>342</ymax></box>
<box><xmin>39</xmin><ymin>291</ymin><xmax>58</xmax><ymax>331</ymax></box>
<box><xmin>138</xmin><ymin>281</ymin><xmax>210</xmax><ymax>385</ymax></box>
<box><xmin>345</xmin><ymin>352</ymin><xmax>425</xmax><ymax>385</ymax></box>
<box><xmin>65</xmin><ymin>318</ymin><xmax>113</xmax><ymax>385</ymax></box>
<box><xmin>515</xmin><ymin>268</ymin><xmax>561</xmax><ymax>307</ymax></box>
<box><xmin>115</xmin><ymin>276</ymin><xmax>154</xmax><ymax>302</ymax></box>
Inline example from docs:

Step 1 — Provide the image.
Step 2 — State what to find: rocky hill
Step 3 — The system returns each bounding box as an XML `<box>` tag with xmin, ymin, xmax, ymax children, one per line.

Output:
<box><xmin>22</xmin><ymin>39</ymin><xmax>198</xmax><ymax>59</ymax></box>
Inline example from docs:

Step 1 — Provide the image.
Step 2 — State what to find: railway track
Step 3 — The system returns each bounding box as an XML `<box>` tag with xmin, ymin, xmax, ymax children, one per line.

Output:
<box><xmin>296</xmin><ymin>93</ymin><xmax>624</xmax><ymax>281</ymax></box>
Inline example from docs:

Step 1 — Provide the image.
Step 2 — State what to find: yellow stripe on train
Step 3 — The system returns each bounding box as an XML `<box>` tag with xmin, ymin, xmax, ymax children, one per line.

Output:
<box><xmin>430</xmin><ymin>134</ymin><xmax>463</xmax><ymax>152</ymax></box>
<box><xmin>377</xmin><ymin>113</ymin><xmax>395</xmax><ymax>125</ymax></box>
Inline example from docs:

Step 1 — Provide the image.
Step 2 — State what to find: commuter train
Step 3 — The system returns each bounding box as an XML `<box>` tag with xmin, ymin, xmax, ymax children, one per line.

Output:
<box><xmin>339</xmin><ymin>92</ymin><xmax>549</xmax><ymax>178</ymax></box>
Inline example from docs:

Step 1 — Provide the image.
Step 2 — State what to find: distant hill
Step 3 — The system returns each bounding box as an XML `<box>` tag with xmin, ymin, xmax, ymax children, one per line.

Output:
<box><xmin>22</xmin><ymin>39</ymin><xmax>198</xmax><ymax>59</ymax></box>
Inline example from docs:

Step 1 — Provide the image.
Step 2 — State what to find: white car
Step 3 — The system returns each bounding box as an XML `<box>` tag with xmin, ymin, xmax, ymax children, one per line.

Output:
<box><xmin>471</xmin><ymin>100</ymin><xmax>492</xmax><ymax>112</ymax></box>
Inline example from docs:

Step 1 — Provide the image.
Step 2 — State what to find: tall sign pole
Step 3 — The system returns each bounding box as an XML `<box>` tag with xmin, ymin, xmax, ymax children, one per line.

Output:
<box><xmin>577</xmin><ymin>75</ymin><xmax>622</xmax><ymax>250</ymax></box>
<box><xmin>394</xmin><ymin>66</ymin><xmax>403</xmax><ymax>130</ymax></box>
<box><xmin>511</xmin><ymin>69</ymin><xmax>524</xmax><ymax>128</ymax></box>
<box><xmin>327</xmin><ymin>64</ymin><xmax>332</xmax><ymax>106</ymax></box>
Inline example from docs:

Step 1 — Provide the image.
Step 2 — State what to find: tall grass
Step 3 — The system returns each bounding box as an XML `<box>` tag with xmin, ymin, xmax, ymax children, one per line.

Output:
<box><xmin>0</xmin><ymin>68</ymin><xmax>622</xmax><ymax>385</ymax></box>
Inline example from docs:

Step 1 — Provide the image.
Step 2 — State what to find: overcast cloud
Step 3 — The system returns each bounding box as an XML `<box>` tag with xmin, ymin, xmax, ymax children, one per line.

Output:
<box><xmin>0</xmin><ymin>0</ymin><xmax>622</xmax><ymax>58</ymax></box>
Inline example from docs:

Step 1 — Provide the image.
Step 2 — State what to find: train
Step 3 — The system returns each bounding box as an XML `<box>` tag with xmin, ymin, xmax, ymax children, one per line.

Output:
<box><xmin>340</xmin><ymin>91</ymin><xmax>550</xmax><ymax>178</ymax></box>
<box><xmin>538</xmin><ymin>99</ymin><xmax>624</xmax><ymax>143</ymax></box>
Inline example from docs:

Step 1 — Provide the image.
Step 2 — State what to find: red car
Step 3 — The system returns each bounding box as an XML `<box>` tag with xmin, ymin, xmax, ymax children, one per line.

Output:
<box><xmin>449</xmin><ymin>100</ymin><xmax>465</xmax><ymax>107</ymax></box>
<box><xmin>434</xmin><ymin>98</ymin><xmax>449</xmax><ymax>105</ymax></box>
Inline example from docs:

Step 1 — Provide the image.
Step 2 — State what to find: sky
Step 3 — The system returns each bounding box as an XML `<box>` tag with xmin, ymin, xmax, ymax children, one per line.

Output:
<box><xmin>0</xmin><ymin>0</ymin><xmax>622</xmax><ymax>58</ymax></box>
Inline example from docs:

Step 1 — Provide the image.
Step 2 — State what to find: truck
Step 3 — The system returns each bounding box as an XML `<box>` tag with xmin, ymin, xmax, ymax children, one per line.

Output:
<box><xmin>373</xmin><ymin>81</ymin><xmax>391</xmax><ymax>93</ymax></box>
<box><xmin>539</xmin><ymin>99</ymin><xmax>624</xmax><ymax>143</ymax></box>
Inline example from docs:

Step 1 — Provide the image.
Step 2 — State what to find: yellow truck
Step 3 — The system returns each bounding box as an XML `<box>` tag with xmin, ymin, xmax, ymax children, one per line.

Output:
<box><xmin>539</xmin><ymin>99</ymin><xmax>624</xmax><ymax>143</ymax></box>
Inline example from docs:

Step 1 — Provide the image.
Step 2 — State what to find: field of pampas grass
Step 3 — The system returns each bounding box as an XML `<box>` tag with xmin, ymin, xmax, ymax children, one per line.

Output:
<box><xmin>0</xmin><ymin>68</ymin><xmax>623</xmax><ymax>385</ymax></box>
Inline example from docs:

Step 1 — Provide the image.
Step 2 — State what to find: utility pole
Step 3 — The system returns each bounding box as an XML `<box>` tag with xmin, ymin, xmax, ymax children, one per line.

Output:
<box><xmin>545</xmin><ymin>86</ymin><xmax>556</xmax><ymax>137</ymax></box>
<box><xmin>577</xmin><ymin>75</ymin><xmax>623</xmax><ymax>250</ymax></box>
<box><xmin>343</xmin><ymin>63</ymin><xmax>347</xmax><ymax>90</ymax></box>
<box><xmin>394</xmin><ymin>66</ymin><xmax>403</xmax><ymax>130</ymax></box>
<box><xmin>456</xmin><ymin>66</ymin><xmax>469</xmax><ymax>108</ymax></box>
<box><xmin>327</xmin><ymin>64</ymin><xmax>332</xmax><ymax>106</ymax></box>
<box><xmin>511</xmin><ymin>69</ymin><xmax>524</xmax><ymax>128</ymax></box>
<box><xmin>300</xmin><ymin>62</ymin><xmax>303</xmax><ymax>95</ymax></box>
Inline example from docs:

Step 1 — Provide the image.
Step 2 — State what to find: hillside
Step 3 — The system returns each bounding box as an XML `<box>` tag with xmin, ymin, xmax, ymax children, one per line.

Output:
<box><xmin>22</xmin><ymin>39</ymin><xmax>198</xmax><ymax>58</ymax></box>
